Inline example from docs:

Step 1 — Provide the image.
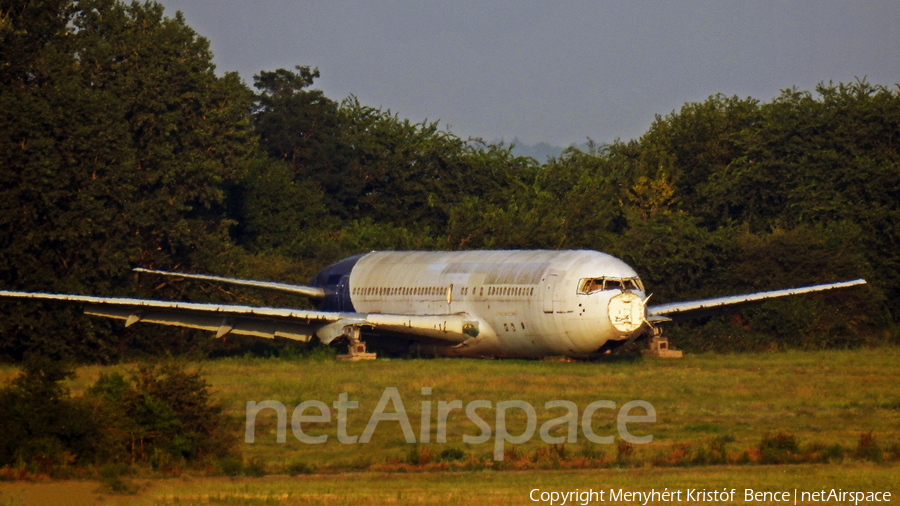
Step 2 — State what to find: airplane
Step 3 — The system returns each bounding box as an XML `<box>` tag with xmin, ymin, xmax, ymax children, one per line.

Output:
<box><xmin>0</xmin><ymin>250</ymin><xmax>866</xmax><ymax>360</ymax></box>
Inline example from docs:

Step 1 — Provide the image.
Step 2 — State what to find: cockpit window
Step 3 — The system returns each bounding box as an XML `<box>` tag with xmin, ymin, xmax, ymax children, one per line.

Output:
<box><xmin>578</xmin><ymin>277</ymin><xmax>644</xmax><ymax>294</ymax></box>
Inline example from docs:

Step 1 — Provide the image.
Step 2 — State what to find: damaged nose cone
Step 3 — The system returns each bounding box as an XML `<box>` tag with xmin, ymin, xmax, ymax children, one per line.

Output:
<box><xmin>608</xmin><ymin>291</ymin><xmax>645</xmax><ymax>333</ymax></box>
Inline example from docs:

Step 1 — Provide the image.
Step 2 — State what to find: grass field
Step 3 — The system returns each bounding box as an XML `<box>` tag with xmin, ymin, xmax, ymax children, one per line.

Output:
<box><xmin>45</xmin><ymin>346</ymin><xmax>900</xmax><ymax>470</ymax></box>
<box><xmin>1</xmin><ymin>463</ymin><xmax>897</xmax><ymax>505</ymax></box>
<box><xmin>1</xmin><ymin>347</ymin><xmax>899</xmax><ymax>504</ymax></box>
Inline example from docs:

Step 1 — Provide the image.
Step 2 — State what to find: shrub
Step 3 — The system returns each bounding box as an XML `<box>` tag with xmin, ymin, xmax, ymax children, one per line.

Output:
<box><xmin>0</xmin><ymin>354</ymin><xmax>98</xmax><ymax>469</ymax></box>
<box><xmin>855</xmin><ymin>432</ymin><xmax>883</xmax><ymax>463</ymax></box>
<box><xmin>759</xmin><ymin>432</ymin><xmax>799</xmax><ymax>464</ymax></box>
<box><xmin>243</xmin><ymin>458</ymin><xmax>267</xmax><ymax>477</ymax></box>
<box><xmin>86</xmin><ymin>363</ymin><xmax>238</xmax><ymax>465</ymax></box>
<box><xmin>438</xmin><ymin>447</ymin><xmax>466</xmax><ymax>462</ymax></box>
<box><xmin>287</xmin><ymin>460</ymin><xmax>314</xmax><ymax>475</ymax></box>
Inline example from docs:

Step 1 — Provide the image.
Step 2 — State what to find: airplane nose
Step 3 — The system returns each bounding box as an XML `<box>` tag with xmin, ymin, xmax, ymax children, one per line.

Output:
<box><xmin>608</xmin><ymin>291</ymin><xmax>646</xmax><ymax>333</ymax></box>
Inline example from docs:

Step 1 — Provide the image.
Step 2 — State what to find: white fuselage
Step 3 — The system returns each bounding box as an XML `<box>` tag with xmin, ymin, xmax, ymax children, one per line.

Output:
<box><xmin>346</xmin><ymin>250</ymin><xmax>647</xmax><ymax>358</ymax></box>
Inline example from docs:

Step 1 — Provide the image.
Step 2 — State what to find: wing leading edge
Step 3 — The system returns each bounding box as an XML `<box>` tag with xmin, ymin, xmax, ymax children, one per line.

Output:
<box><xmin>646</xmin><ymin>279</ymin><xmax>867</xmax><ymax>320</ymax></box>
<box><xmin>0</xmin><ymin>291</ymin><xmax>473</xmax><ymax>346</ymax></box>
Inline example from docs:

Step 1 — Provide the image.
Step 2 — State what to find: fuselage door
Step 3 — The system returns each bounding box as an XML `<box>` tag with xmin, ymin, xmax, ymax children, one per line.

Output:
<box><xmin>337</xmin><ymin>275</ymin><xmax>351</xmax><ymax>311</ymax></box>
<box><xmin>542</xmin><ymin>274</ymin><xmax>558</xmax><ymax>313</ymax></box>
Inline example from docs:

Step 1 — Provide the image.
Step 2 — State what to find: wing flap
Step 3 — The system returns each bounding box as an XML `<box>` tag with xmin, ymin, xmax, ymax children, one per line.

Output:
<box><xmin>0</xmin><ymin>290</ymin><xmax>473</xmax><ymax>346</ymax></box>
<box><xmin>1</xmin><ymin>291</ymin><xmax>350</xmax><ymax>342</ymax></box>
<box><xmin>84</xmin><ymin>304</ymin><xmax>318</xmax><ymax>341</ymax></box>
<box><xmin>647</xmin><ymin>279</ymin><xmax>867</xmax><ymax>319</ymax></box>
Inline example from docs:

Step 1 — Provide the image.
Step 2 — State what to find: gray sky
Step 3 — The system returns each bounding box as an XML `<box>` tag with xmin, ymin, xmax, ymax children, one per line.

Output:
<box><xmin>155</xmin><ymin>1</ymin><xmax>899</xmax><ymax>146</ymax></box>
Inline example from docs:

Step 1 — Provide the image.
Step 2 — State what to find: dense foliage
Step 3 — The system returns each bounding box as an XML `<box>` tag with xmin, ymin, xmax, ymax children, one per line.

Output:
<box><xmin>0</xmin><ymin>0</ymin><xmax>256</xmax><ymax>360</ymax></box>
<box><xmin>0</xmin><ymin>355</ymin><xmax>233</xmax><ymax>473</ymax></box>
<box><xmin>1</xmin><ymin>0</ymin><xmax>898</xmax><ymax>361</ymax></box>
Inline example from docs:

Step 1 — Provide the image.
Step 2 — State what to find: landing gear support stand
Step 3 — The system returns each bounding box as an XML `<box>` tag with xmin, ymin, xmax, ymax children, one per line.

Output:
<box><xmin>337</xmin><ymin>326</ymin><xmax>377</xmax><ymax>361</ymax></box>
<box><xmin>641</xmin><ymin>326</ymin><xmax>683</xmax><ymax>358</ymax></box>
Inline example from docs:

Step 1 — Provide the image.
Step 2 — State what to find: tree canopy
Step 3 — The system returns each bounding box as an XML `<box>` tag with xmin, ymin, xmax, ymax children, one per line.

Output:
<box><xmin>0</xmin><ymin>0</ymin><xmax>255</xmax><ymax>360</ymax></box>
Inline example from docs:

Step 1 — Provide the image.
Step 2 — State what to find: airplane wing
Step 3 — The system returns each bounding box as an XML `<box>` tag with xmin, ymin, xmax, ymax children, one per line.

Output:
<box><xmin>133</xmin><ymin>268</ymin><xmax>325</xmax><ymax>299</ymax></box>
<box><xmin>0</xmin><ymin>291</ymin><xmax>473</xmax><ymax>346</ymax></box>
<box><xmin>646</xmin><ymin>279</ymin><xmax>867</xmax><ymax>321</ymax></box>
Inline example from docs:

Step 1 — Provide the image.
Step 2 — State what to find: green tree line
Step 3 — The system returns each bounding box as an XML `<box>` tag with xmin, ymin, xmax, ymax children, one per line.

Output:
<box><xmin>1</xmin><ymin>0</ymin><xmax>897</xmax><ymax>361</ymax></box>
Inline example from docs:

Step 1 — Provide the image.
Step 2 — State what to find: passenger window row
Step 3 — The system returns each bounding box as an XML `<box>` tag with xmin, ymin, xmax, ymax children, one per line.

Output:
<box><xmin>351</xmin><ymin>285</ymin><xmax>537</xmax><ymax>298</ymax></box>
<box><xmin>352</xmin><ymin>286</ymin><xmax>446</xmax><ymax>296</ymax></box>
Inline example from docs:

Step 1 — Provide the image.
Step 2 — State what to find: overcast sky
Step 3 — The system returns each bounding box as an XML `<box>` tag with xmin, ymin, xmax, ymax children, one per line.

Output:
<box><xmin>154</xmin><ymin>1</ymin><xmax>899</xmax><ymax>146</ymax></box>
